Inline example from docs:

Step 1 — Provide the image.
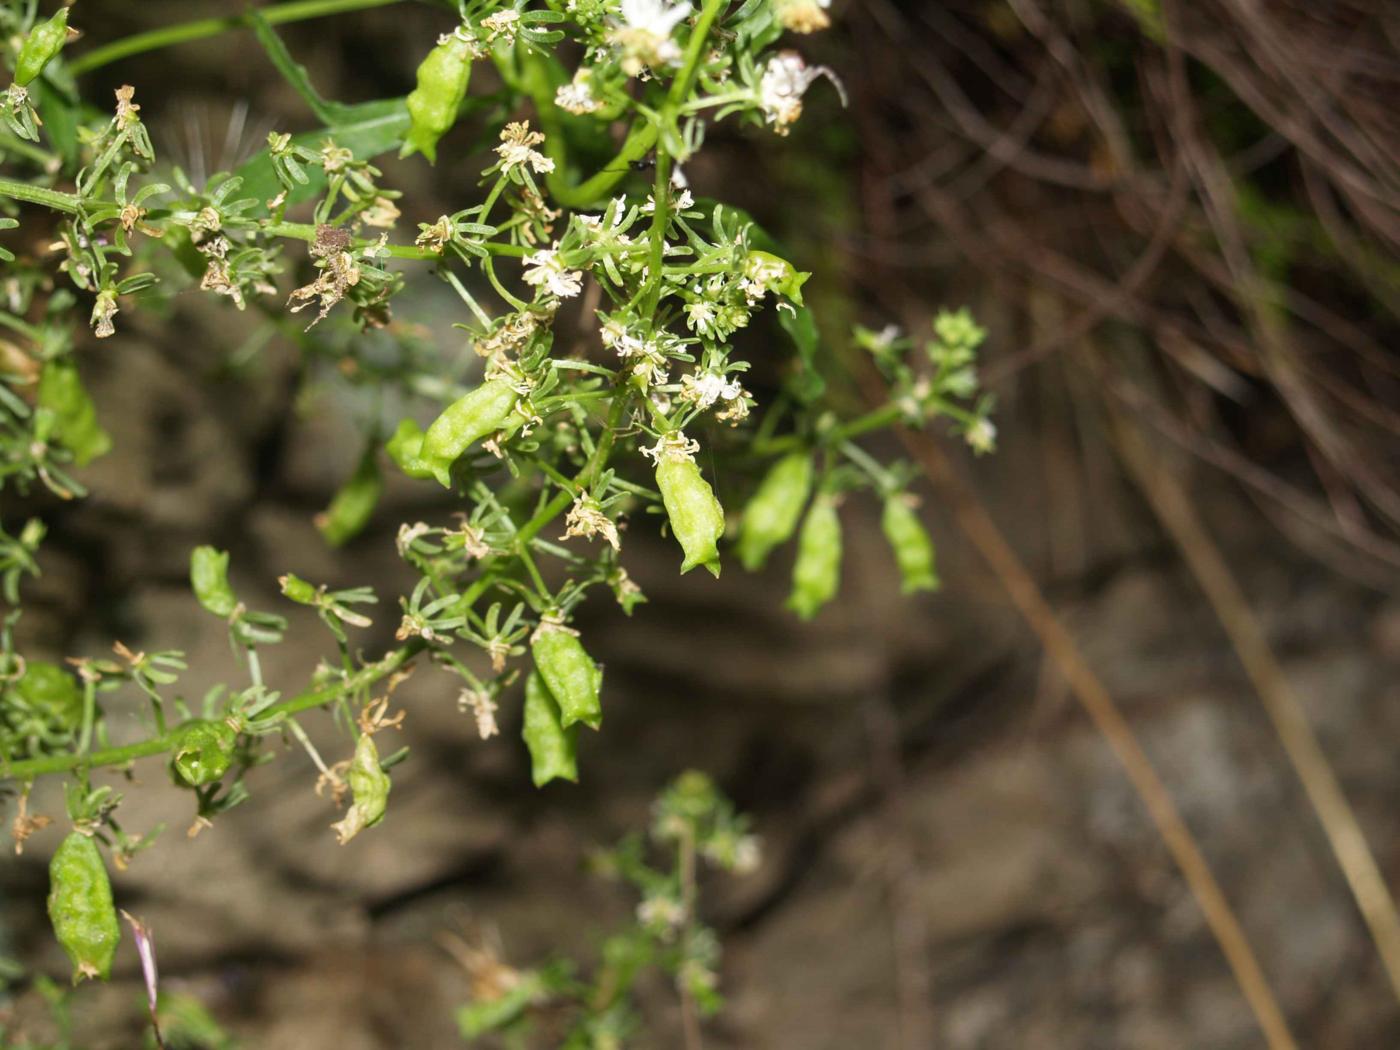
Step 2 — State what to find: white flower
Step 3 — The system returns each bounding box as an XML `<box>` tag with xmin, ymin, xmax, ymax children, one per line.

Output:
<box><xmin>522</xmin><ymin>247</ymin><xmax>583</xmax><ymax>299</ymax></box>
<box><xmin>732</xmin><ymin>834</ymin><xmax>761</xmax><ymax>873</ymax></box>
<box><xmin>642</xmin><ymin>431</ymin><xmax>700</xmax><ymax>464</ymax></box>
<box><xmin>495</xmin><ymin>121</ymin><xmax>556</xmax><ymax>174</ymax></box>
<box><xmin>758</xmin><ymin>51</ymin><xmax>844</xmax><ymax>135</ymax></box>
<box><xmin>397</xmin><ymin>521</ymin><xmax>431</xmax><ymax>557</ymax></box>
<box><xmin>636</xmin><ymin>894</ymin><xmax>686</xmax><ymax>934</ymax></box>
<box><xmin>556</xmin><ymin>68</ymin><xmax>605</xmax><ymax>114</ymax></box>
<box><xmin>576</xmin><ymin>202</ymin><xmax>632</xmax><ymax>247</ymax></box>
<box><xmin>871</xmin><ymin>323</ymin><xmax>901</xmax><ymax>350</ymax></box>
<box><xmin>640</xmin><ymin>187</ymin><xmax>693</xmax><ymax>214</ymax></box>
<box><xmin>679</xmin><ymin>371</ymin><xmax>742</xmax><ymax>410</ymax></box>
<box><xmin>480</xmin><ymin>9</ymin><xmax>521</xmax><ymax>43</ymax></box>
<box><xmin>966</xmin><ymin>418</ymin><xmax>997</xmax><ymax>455</ymax></box>
<box><xmin>458</xmin><ymin>689</ymin><xmax>500</xmax><ymax>739</ymax></box>
<box><xmin>684</xmin><ymin>299</ymin><xmax>718</xmax><ymax>337</ymax></box>
<box><xmin>774</xmin><ymin>0</ymin><xmax>831</xmax><ymax>33</ymax></box>
<box><xmin>611</xmin><ymin>0</ymin><xmax>690</xmax><ymax>76</ymax></box>
<box><xmin>562</xmin><ymin>495</ymin><xmax>621</xmax><ymax>550</ymax></box>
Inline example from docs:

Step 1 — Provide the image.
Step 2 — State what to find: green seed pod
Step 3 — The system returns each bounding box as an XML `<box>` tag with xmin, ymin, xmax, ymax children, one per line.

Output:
<box><xmin>787</xmin><ymin>493</ymin><xmax>842</xmax><ymax>621</ymax></box>
<box><xmin>316</xmin><ymin>448</ymin><xmax>382</xmax><ymax>547</ymax></box>
<box><xmin>400</xmin><ymin>28</ymin><xmax>475</xmax><ymax>164</ymax></box>
<box><xmin>737</xmin><ymin>452</ymin><xmax>813</xmax><ymax>571</ymax></box>
<box><xmin>653</xmin><ymin>439</ymin><xmax>724</xmax><ymax>577</ymax></box>
<box><xmin>15</xmin><ymin>660</ymin><xmax>83</xmax><ymax>733</ymax></box>
<box><xmin>15</xmin><ymin>7</ymin><xmax>70</xmax><ymax>87</ymax></box>
<box><xmin>172</xmin><ymin>719</ymin><xmax>237</xmax><ymax>787</ymax></box>
<box><xmin>530</xmin><ymin>621</ymin><xmax>602</xmax><ymax>731</ymax></box>
<box><xmin>881</xmin><ymin>494</ymin><xmax>938</xmax><ymax>594</ymax></box>
<box><xmin>332</xmin><ymin>733</ymin><xmax>390</xmax><ymax>844</ymax></box>
<box><xmin>47</xmin><ymin>832</ymin><xmax>120</xmax><ymax>983</ymax></box>
<box><xmin>189</xmin><ymin>546</ymin><xmax>237</xmax><ymax>618</ymax></box>
<box><xmin>36</xmin><ymin>360</ymin><xmax>112</xmax><ymax>467</ymax></box>
<box><xmin>522</xmin><ymin>671</ymin><xmax>578</xmax><ymax>787</ymax></box>
<box><xmin>385</xmin><ymin>418</ymin><xmax>435</xmax><ymax>480</ymax></box>
<box><xmin>278</xmin><ymin>572</ymin><xmax>318</xmax><ymax>605</ymax></box>
<box><xmin>420</xmin><ymin>378</ymin><xmax>520</xmax><ymax>488</ymax></box>
<box><xmin>744</xmin><ymin>250</ymin><xmax>809</xmax><ymax>304</ymax></box>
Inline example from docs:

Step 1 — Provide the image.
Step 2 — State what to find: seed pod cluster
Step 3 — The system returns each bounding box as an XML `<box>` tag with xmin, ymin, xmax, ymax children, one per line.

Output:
<box><xmin>47</xmin><ymin>832</ymin><xmax>121</xmax><ymax>983</ymax></box>
<box><xmin>172</xmin><ymin>719</ymin><xmax>237</xmax><ymax>787</ymax></box>
<box><xmin>15</xmin><ymin>7</ymin><xmax>70</xmax><ymax>87</ymax></box>
<box><xmin>737</xmin><ymin>451</ymin><xmax>812</xmax><ymax>571</ymax></box>
<box><xmin>401</xmin><ymin>27</ymin><xmax>476</xmax><ymax>164</ymax></box>
<box><xmin>652</xmin><ymin>435</ymin><xmax>724</xmax><ymax>577</ymax></box>
<box><xmin>881</xmin><ymin>494</ymin><xmax>938</xmax><ymax>594</ymax></box>
<box><xmin>316</xmin><ymin>448</ymin><xmax>383</xmax><ymax>547</ymax></box>
<box><xmin>419</xmin><ymin>378</ymin><xmax>521</xmax><ymax>487</ymax></box>
<box><xmin>787</xmin><ymin>492</ymin><xmax>842</xmax><ymax>620</ymax></box>
<box><xmin>332</xmin><ymin>733</ymin><xmax>391</xmax><ymax>844</ymax></box>
<box><xmin>521</xmin><ymin>670</ymin><xmax>578</xmax><ymax>787</ymax></box>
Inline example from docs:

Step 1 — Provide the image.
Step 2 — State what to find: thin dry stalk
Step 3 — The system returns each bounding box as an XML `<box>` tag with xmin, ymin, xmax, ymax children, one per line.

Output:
<box><xmin>1105</xmin><ymin>397</ymin><xmax>1400</xmax><ymax>1004</ymax></box>
<box><xmin>896</xmin><ymin>425</ymin><xmax>1299</xmax><ymax>1050</ymax></box>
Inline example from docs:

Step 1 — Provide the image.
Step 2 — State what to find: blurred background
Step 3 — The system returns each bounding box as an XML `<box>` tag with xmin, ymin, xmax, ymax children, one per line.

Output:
<box><xmin>3</xmin><ymin>0</ymin><xmax>1400</xmax><ymax>1046</ymax></box>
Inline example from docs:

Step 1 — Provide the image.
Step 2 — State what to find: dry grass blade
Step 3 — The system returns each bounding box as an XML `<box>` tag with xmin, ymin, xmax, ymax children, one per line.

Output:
<box><xmin>1105</xmin><ymin>396</ymin><xmax>1400</xmax><ymax>1004</ymax></box>
<box><xmin>894</xmin><ymin>423</ymin><xmax>1299</xmax><ymax>1050</ymax></box>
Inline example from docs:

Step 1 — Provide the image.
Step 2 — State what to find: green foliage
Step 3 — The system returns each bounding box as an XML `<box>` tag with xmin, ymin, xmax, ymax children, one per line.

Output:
<box><xmin>457</xmin><ymin>771</ymin><xmax>757</xmax><ymax>1044</ymax></box>
<box><xmin>0</xmin><ymin>2</ymin><xmax>996</xmax><ymax>1039</ymax></box>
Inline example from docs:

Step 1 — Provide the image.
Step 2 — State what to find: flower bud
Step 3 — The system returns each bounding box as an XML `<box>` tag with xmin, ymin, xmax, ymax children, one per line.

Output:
<box><xmin>737</xmin><ymin>452</ymin><xmax>812</xmax><ymax>571</ymax></box>
<box><xmin>530</xmin><ymin>619</ymin><xmax>602</xmax><ymax>730</ymax></box>
<box><xmin>48</xmin><ymin>832</ymin><xmax>121</xmax><ymax>983</ymax></box>
<box><xmin>522</xmin><ymin>671</ymin><xmax>578</xmax><ymax>787</ymax></box>
<box><xmin>881</xmin><ymin>494</ymin><xmax>938</xmax><ymax>594</ymax></box>
<box><xmin>787</xmin><ymin>493</ymin><xmax>842</xmax><ymax>620</ymax></box>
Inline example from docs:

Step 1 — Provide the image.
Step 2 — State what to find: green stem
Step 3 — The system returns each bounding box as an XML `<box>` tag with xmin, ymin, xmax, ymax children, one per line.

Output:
<box><xmin>261</xmin><ymin>221</ymin><xmax>525</xmax><ymax>260</ymax></box>
<box><xmin>67</xmin><ymin>0</ymin><xmax>408</xmax><ymax>77</ymax></box>
<box><xmin>668</xmin><ymin>0</ymin><xmax>730</xmax><ymax>110</ymax></box>
<box><xmin>640</xmin><ymin>150</ymin><xmax>674</xmax><ymax>314</ymax></box>
<box><xmin>0</xmin><ymin>176</ymin><xmax>79</xmax><ymax>214</ymax></box>
<box><xmin>638</xmin><ymin>0</ymin><xmax>726</xmax><ymax>312</ymax></box>
<box><xmin>832</xmin><ymin>402</ymin><xmax>904</xmax><ymax>442</ymax></box>
<box><xmin>1</xmin><ymin>640</ymin><xmax>424</xmax><ymax>781</ymax></box>
<box><xmin>517</xmin><ymin>394</ymin><xmax>626</xmax><ymax>546</ymax></box>
<box><xmin>549</xmin><ymin>121</ymin><xmax>659</xmax><ymax>209</ymax></box>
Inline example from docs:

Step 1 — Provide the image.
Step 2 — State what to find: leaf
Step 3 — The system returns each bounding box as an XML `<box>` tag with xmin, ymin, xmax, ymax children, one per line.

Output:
<box><xmin>249</xmin><ymin>12</ymin><xmax>364</xmax><ymax>127</ymax></box>
<box><xmin>778</xmin><ymin>305</ymin><xmax>826</xmax><ymax>402</ymax></box>
<box><xmin>231</xmin><ymin>101</ymin><xmax>411</xmax><ymax>206</ymax></box>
